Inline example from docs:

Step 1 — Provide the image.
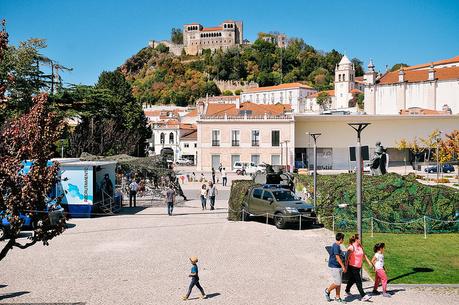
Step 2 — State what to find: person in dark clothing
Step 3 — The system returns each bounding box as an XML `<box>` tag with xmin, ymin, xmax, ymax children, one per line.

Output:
<box><xmin>211</xmin><ymin>167</ymin><xmax>216</xmax><ymax>184</ymax></box>
<box><xmin>182</xmin><ymin>256</ymin><xmax>206</xmax><ymax>300</ymax></box>
<box><xmin>129</xmin><ymin>179</ymin><xmax>139</xmax><ymax>207</ymax></box>
<box><xmin>208</xmin><ymin>181</ymin><xmax>217</xmax><ymax>210</ymax></box>
<box><xmin>165</xmin><ymin>187</ymin><xmax>175</xmax><ymax>216</ymax></box>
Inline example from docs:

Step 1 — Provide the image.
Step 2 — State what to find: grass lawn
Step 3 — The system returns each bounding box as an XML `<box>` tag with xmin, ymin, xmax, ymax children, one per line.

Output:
<box><xmin>343</xmin><ymin>232</ymin><xmax>459</xmax><ymax>284</ymax></box>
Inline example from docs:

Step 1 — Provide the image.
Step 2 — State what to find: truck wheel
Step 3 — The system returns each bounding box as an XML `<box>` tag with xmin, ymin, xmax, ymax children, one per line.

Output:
<box><xmin>0</xmin><ymin>226</ymin><xmax>6</xmax><ymax>240</ymax></box>
<box><xmin>274</xmin><ymin>213</ymin><xmax>287</xmax><ymax>229</ymax></box>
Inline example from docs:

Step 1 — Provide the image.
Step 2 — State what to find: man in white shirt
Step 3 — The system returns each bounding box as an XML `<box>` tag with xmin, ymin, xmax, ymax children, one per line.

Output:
<box><xmin>129</xmin><ymin>179</ymin><xmax>139</xmax><ymax>207</ymax></box>
<box><xmin>222</xmin><ymin>168</ymin><xmax>227</xmax><ymax>186</ymax></box>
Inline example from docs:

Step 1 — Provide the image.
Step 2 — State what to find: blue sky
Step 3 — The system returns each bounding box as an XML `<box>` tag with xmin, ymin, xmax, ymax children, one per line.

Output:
<box><xmin>2</xmin><ymin>0</ymin><xmax>459</xmax><ymax>85</ymax></box>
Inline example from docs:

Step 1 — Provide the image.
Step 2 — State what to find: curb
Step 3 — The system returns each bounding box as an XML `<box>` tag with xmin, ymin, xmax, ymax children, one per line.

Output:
<box><xmin>388</xmin><ymin>284</ymin><xmax>459</xmax><ymax>289</ymax></box>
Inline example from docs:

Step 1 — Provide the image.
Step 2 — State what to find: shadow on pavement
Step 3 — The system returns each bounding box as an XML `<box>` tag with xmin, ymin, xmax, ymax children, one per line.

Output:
<box><xmin>206</xmin><ymin>292</ymin><xmax>221</xmax><ymax>299</ymax></box>
<box><xmin>0</xmin><ymin>291</ymin><xmax>30</xmax><ymax>300</ymax></box>
<box><xmin>0</xmin><ymin>284</ymin><xmax>7</xmax><ymax>288</ymax></box>
<box><xmin>246</xmin><ymin>216</ymin><xmax>324</xmax><ymax>231</ymax></box>
<box><xmin>118</xmin><ymin>207</ymin><xmax>148</xmax><ymax>215</ymax></box>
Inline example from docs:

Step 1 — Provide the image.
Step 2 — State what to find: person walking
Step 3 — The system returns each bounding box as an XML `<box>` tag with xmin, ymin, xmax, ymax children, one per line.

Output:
<box><xmin>218</xmin><ymin>163</ymin><xmax>222</xmax><ymax>173</ymax></box>
<box><xmin>129</xmin><ymin>179</ymin><xmax>139</xmax><ymax>207</ymax></box>
<box><xmin>165</xmin><ymin>187</ymin><xmax>176</xmax><ymax>216</ymax></box>
<box><xmin>372</xmin><ymin>243</ymin><xmax>390</xmax><ymax>297</ymax></box>
<box><xmin>324</xmin><ymin>232</ymin><xmax>347</xmax><ymax>303</ymax></box>
<box><xmin>208</xmin><ymin>182</ymin><xmax>217</xmax><ymax>210</ymax></box>
<box><xmin>345</xmin><ymin>234</ymin><xmax>373</xmax><ymax>302</ymax></box>
<box><xmin>221</xmin><ymin>168</ymin><xmax>227</xmax><ymax>187</ymax></box>
<box><xmin>182</xmin><ymin>256</ymin><xmax>206</xmax><ymax>300</ymax></box>
<box><xmin>211</xmin><ymin>167</ymin><xmax>216</xmax><ymax>184</ymax></box>
<box><xmin>200</xmin><ymin>184</ymin><xmax>208</xmax><ymax>210</ymax></box>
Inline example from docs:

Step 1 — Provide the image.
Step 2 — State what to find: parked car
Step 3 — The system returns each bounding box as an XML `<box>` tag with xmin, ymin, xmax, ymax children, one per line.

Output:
<box><xmin>424</xmin><ymin>164</ymin><xmax>455</xmax><ymax>173</ymax></box>
<box><xmin>241</xmin><ymin>185</ymin><xmax>317</xmax><ymax>229</ymax></box>
<box><xmin>233</xmin><ymin>161</ymin><xmax>257</xmax><ymax>175</ymax></box>
<box><xmin>176</xmin><ymin>158</ymin><xmax>192</xmax><ymax>165</ymax></box>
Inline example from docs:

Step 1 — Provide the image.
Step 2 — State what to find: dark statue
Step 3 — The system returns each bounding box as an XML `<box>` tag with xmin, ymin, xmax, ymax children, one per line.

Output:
<box><xmin>370</xmin><ymin>141</ymin><xmax>389</xmax><ymax>176</ymax></box>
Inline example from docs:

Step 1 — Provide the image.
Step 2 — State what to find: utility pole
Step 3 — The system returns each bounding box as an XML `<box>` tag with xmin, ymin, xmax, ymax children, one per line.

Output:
<box><xmin>307</xmin><ymin>133</ymin><xmax>321</xmax><ymax>208</ymax></box>
<box><xmin>283</xmin><ymin>140</ymin><xmax>290</xmax><ymax>171</ymax></box>
<box><xmin>436</xmin><ymin>131</ymin><xmax>442</xmax><ymax>182</ymax></box>
<box><xmin>348</xmin><ymin>123</ymin><xmax>370</xmax><ymax>245</ymax></box>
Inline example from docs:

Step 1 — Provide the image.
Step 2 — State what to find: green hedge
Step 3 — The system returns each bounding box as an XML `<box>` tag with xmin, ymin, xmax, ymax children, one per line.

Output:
<box><xmin>296</xmin><ymin>173</ymin><xmax>459</xmax><ymax>233</ymax></box>
<box><xmin>228</xmin><ymin>180</ymin><xmax>257</xmax><ymax>221</ymax></box>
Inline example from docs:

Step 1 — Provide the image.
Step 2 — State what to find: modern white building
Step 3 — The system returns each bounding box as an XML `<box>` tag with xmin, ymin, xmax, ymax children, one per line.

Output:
<box><xmin>364</xmin><ymin>55</ymin><xmax>459</xmax><ymax>115</ymax></box>
<box><xmin>240</xmin><ymin>82</ymin><xmax>317</xmax><ymax>113</ymax></box>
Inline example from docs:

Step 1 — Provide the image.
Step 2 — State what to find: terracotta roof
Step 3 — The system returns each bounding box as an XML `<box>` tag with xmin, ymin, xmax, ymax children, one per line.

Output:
<box><xmin>244</xmin><ymin>82</ymin><xmax>314</xmax><ymax>93</ymax></box>
<box><xmin>379</xmin><ymin>66</ymin><xmax>459</xmax><ymax>85</ymax></box>
<box><xmin>351</xmin><ymin>88</ymin><xmax>363</xmax><ymax>94</ymax></box>
<box><xmin>205</xmin><ymin>102</ymin><xmax>291</xmax><ymax>117</ymax></box>
<box><xmin>180</xmin><ymin>129</ymin><xmax>197</xmax><ymax>141</ymax></box>
<box><xmin>144</xmin><ymin>110</ymin><xmax>162</xmax><ymax>117</ymax></box>
<box><xmin>355</xmin><ymin>76</ymin><xmax>364</xmax><ymax>81</ymax></box>
<box><xmin>404</xmin><ymin>55</ymin><xmax>459</xmax><ymax>71</ymax></box>
<box><xmin>202</xmin><ymin>27</ymin><xmax>222</xmax><ymax>32</ymax></box>
<box><xmin>399</xmin><ymin>108</ymin><xmax>450</xmax><ymax>115</ymax></box>
<box><xmin>184</xmin><ymin>109</ymin><xmax>198</xmax><ymax>117</ymax></box>
<box><xmin>179</xmin><ymin>123</ymin><xmax>196</xmax><ymax>130</ymax></box>
<box><xmin>309</xmin><ymin>90</ymin><xmax>335</xmax><ymax>98</ymax></box>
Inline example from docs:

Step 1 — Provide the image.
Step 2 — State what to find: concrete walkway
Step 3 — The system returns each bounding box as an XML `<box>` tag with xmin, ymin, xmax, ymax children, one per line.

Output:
<box><xmin>0</xmin><ymin>185</ymin><xmax>457</xmax><ymax>304</ymax></box>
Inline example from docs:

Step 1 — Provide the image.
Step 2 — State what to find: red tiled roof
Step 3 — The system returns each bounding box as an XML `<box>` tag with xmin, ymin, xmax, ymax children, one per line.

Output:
<box><xmin>205</xmin><ymin>102</ymin><xmax>291</xmax><ymax>117</ymax></box>
<box><xmin>404</xmin><ymin>55</ymin><xmax>459</xmax><ymax>71</ymax></box>
<box><xmin>379</xmin><ymin>66</ymin><xmax>459</xmax><ymax>85</ymax></box>
<box><xmin>202</xmin><ymin>27</ymin><xmax>222</xmax><ymax>32</ymax></box>
<box><xmin>184</xmin><ymin>109</ymin><xmax>198</xmax><ymax>117</ymax></box>
<box><xmin>309</xmin><ymin>90</ymin><xmax>335</xmax><ymax>98</ymax></box>
<box><xmin>351</xmin><ymin>88</ymin><xmax>363</xmax><ymax>94</ymax></box>
<box><xmin>144</xmin><ymin>110</ymin><xmax>162</xmax><ymax>117</ymax></box>
<box><xmin>180</xmin><ymin>129</ymin><xmax>197</xmax><ymax>141</ymax></box>
<box><xmin>179</xmin><ymin>123</ymin><xmax>196</xmax><ymax>130</ymax></box>
<box><xmin>244</xmin><ymin>82</ymin><xmax>314</xmax><ymax>93</ymax></box>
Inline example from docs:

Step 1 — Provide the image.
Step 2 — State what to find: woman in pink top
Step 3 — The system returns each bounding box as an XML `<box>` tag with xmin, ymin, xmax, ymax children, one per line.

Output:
<box><xmin>345</xmin><ymin>234</ymin><xmax>374</xmax><ymax>302</ymax></box>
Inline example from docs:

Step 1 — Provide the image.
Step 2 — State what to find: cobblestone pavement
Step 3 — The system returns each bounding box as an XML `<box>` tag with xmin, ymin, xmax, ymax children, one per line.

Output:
<box><xmin>0</xmin><ymin>184</ymin><xmax>457</xmax><ymax>304</ymax></box>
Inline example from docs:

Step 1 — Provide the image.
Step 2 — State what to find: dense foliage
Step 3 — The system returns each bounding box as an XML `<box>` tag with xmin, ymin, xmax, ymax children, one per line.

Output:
<box><xmin>120</xmin><ymin>37</ymin><xmax>365</xmax><ymax>106</ymax></box>
<box><xmin>228</xmin><ymin>180</ymin><xmax>257</xmax><ymax>221</ymax></box>
<box><xmin>296</xmin><ymin>173</ymin><xmax>459</xmax><ymax>233</ymax></box>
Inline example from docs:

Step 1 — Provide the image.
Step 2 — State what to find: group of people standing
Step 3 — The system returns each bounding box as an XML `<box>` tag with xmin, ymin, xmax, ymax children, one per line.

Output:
<box><xmin>325</xmin><ymin>233</ymin><xmax>390</xmax><ymax>303</ymax></box>
<box><xmin>211</xmin><ymin>165</ymin><xmax>228</xmax><ymax>186</ymax></box>
<box><xmin>200</xmin><ymin>182</ymin><xmax>218</xmax><ymax>210</ymax></box>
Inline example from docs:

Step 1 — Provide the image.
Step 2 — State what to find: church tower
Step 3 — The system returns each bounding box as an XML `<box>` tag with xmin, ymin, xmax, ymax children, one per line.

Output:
<box><xmin>334</xmin><ymin>55</ymin><xmax>355</xmax><ymax>109</ymax></box>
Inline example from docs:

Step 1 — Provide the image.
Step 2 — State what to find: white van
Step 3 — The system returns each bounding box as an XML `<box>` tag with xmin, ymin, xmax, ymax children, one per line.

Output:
<box><xmin>233</xmin><ymin>161</ymin><xmax>261</xmax><ymax>175</ymax></box>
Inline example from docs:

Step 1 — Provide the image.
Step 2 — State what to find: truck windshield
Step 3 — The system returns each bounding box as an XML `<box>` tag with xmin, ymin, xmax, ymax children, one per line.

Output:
<box><xmin>272</xmin><ymin>190</ymin><xmax>299</xmax><ymax>201</ymax></box>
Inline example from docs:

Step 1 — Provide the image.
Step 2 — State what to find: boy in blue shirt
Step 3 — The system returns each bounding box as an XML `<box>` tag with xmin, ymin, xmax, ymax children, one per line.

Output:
<box><xmin>324</xmin><ymin>232</ymin><xmax>347</xmax><ymax>303</ymax></box>
<box><xmin>182</xmin><ymin>256</ymin><xmax>206</xmax><ymax>300</ymax></box>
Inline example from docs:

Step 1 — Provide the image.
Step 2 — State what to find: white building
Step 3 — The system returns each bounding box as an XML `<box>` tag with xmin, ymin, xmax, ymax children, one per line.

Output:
<box><xmin>364</xmin><ymin>55</ymin><xmax>459</xmax><ymax>115</ymax></box>
<box><xmin>240</xmin><ymin>82</ymin><xmax>317</xmax><ymax>113</ymax></box>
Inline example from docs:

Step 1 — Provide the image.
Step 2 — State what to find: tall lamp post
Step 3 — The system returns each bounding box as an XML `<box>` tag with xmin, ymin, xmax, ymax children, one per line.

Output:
<box><xmin>283</xmin><ymin>140</ymin><xmax>290</xmax><ymax>171</ymax></box>
<box><xmin>436</xmin><ymin>131</ymin><xmax>443</xmax><ymax>182</ymax></box>
<box><xmin>306</xmin><ymin>133</ymin><xmax>321</xmax><ymax>208</ymax></box>
<box><xmin>348</xmin><ymin>123</ymin><xmax>370</xmax><ymax>244</ymax></box>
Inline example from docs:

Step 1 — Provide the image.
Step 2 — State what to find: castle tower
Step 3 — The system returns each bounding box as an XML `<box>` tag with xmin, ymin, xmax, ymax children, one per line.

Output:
<box><xmin>334</xmin><ymin>55</ymin><xmax>355</xmax><ymax>108</ymax></box>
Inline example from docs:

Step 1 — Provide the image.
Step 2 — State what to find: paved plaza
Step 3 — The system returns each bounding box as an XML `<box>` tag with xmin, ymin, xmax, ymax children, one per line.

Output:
<box><xmin>0</xmin><ymin>184</ymin><xmax>457</xmax><ymax>304</ymax></box>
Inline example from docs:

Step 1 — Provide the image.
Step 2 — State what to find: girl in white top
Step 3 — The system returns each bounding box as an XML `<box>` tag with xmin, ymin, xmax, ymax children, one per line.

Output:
<box><xmin>200</xmin><ymin>184</ymin><xmax>208</xmax><ymax>210</ymax></box>
<box><xmin>371</xmin><ymin>243</ymin><xmax>390</xmax><ymax>297</ymax></box>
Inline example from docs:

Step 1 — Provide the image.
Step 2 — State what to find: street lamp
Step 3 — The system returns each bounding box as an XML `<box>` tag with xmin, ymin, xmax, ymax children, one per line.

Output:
<box><xmin>306</xmin><ymin>133</ymin><xmax>321</xmax><ymax>208</ymax></box>
<box><xmin>348</xmin><ymin>123</ymin><xmax>370</xmax><ymax>245</ymax></box>
<box><xmin>282</xmin><ymin>140</ymin><xmax>290</xmax><ymax>171</ymax></box>
<box><xmin>436</xmin><ymin>131</ymin><xmax>443</xmax><ymax>182</ymax></box>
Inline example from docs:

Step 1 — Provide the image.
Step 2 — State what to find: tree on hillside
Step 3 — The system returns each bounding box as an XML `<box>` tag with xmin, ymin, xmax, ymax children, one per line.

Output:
<box><xmin>0</xmin><ymin>93</ymin><xmax>66</xmax><ymax>261</ymax></box>
<box><xmin>171</xmin><ymin>28</ymin><xmax>183</xmax><ymax>44</ymax></box>
<box><xmin>390</xmin><ymin>63</ymin><xmax>409</xmax><ymax>72</ymax></box>
<box><xmin>316</xmin><ymin>91</ymin><xmax>331</xmax><ymax>110</ymax></box>
<box><xmin>351</xmin><ymin>58</ymin><xmax>364</xmax><ymax>77</ymax></box>
<box><xmin>438</xmin><ymin>130</ymin><xmax>459</xmax><ymax>180</ymax></box>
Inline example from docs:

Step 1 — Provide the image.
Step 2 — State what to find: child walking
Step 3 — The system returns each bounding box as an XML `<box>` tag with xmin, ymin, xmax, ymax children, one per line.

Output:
<box><xmin>372</xmin><ymin>243</ymin><xmax>391</xmax><ymax>297</ymax></box>
<box><xmin>182</xmin><ymin>256</ymin><xmax>206</xmax><ymax>301</ymax></box>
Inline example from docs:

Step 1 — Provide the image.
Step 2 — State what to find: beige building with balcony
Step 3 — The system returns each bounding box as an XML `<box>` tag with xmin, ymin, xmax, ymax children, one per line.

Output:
<box><xmin>196</xmin><ymin>101</ymin><xmax>295</xmax><ymax>171</ymax></box>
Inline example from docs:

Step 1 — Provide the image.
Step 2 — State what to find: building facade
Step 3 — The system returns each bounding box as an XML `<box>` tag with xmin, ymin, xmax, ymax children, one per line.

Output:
<box><xmin>183</xmin><ymin>20</ymin><xmax>243</xmax><ymax>55</ymax></box>
<box><xmin>196</xmin><ymin>102</ymin><xmax>295</xmax><ymax>171</ymax></box>
<box><xmin>240</xmin><ymin>83</ymin><xmax>317</xmax><ymax>113</ymax></box>
<box><xmin>364</xmin><ymin>55</ymin><xmax>459</xmax><ymax>115</ymax></box>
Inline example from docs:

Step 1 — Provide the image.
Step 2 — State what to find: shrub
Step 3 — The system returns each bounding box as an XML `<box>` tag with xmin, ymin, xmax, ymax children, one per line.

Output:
<box><xmin>228</xmin><ymin>180</ymin><xmax>257</xmax><ymax>221</ymax></box>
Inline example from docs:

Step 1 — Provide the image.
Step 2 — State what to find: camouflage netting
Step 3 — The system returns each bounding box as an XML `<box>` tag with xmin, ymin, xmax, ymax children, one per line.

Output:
<box><xmin>228</xmin><ymin>180</ymin><xmax>258</xmax><ymax>221</ymax></box>
<box><xmin>296</xmin><ymin>173</ymin><xmax>459</xmax><ymax>233</ymax></box>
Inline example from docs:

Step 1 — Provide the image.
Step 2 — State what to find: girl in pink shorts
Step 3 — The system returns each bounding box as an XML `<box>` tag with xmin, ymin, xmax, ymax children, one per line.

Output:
<box><xmin>372</xmin><ymin>243</ymin><xmax>391</xmax><ymax>297</ymax></box>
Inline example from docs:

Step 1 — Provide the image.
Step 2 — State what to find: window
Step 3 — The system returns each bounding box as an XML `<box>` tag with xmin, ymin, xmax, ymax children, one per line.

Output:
<box><xmin>263</xmin><ymin>93</ymin><xmax>266</xmax><ymax>103</ymax></box>
<box><xmin>288</xmin><ymin>91</ymin><xmax>292</xmax><ymax>101</ymax></box>
<box><xmin>231</xmin><ymin>130</ymin><xmax>240</xmax><ymax>146</ymax></box>
<box><xmin>251</xmin><ymin>154</ymin><xmax>260</xmax><ymax>165</ymax></box>
<box><xmin>184</xmin><ymin>143</ymin><xmax>189</xmax><ymax>148</ymax></box>
<box><xmin>253</xmin><ymin>189</ymin><xmax>263</xmax><ymax>199</ymax></box>
<box><xmin>271</xmin><ymin>154</ymin><xmax>281</xmax><ymax>165</ymax></box>
<box><xmin>256</xmin><ymin>94</ymin><xmax>259</xmax><ymax>102</ymax></box>
<box><xmin>271</xmin><ymin>130</ymin><xmax>280</xmax><ymax>147</ymax></box>
<box><xmin>280</xmin><ymin>92</ymin><xmax>283</xmax><ymax>102</ymax></box>
<box><xmin>194</xmin><ymin>143</ymin><xmax>197</xmax><ymax>148</ymax></box>
<box><xmin>339</xmin><ymin>74</ymin><xmax>341</xmax><ymax>82</ymax></box>
<box><xmin>251</xmin><ymin>130</ymin><xmax>260</xmax><ymax>146</ymax></box>
<box><xmin>262</xmin><ymin>190</ymin><xmax>273</xmax><ymax>201</ymax></box>
<box><xmin>169</xmin><ymin>132</ymin><xmax>174</xmax><ymax>144</ymax></box>
<box><xmin>160</xmin><ymin>133</ymin><xmax>165</xmax><ymax>144</ymax></box>
<box><xmin>212</xmin><ymin>130</ymin><xmax>220</xmax><ymax>146</ymax></box>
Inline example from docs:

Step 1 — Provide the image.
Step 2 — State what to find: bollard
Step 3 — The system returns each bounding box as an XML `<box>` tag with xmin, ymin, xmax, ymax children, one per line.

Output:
<box><xmin>371</xmin><ymin>217</ymin><xmax>374</xmax><ymax>238</ymax></box>
<box><xmin>266</xmin><ymin>213</ymin><xmax>269</xmax><ymax>226</ymax></box>
<box><xmin>299</xmin><ymin>214</ymin><xmax>302</xmax><ymax>231</ymax></box>
<box><xmin>242</xmin><ymin>209</ymin><xmax>245</xmax><ymax>221</ymax></box>
<box><xmin>423</xmin><ymin>216</ymin><xmax>427</xmax><ymax>239</ymax></box>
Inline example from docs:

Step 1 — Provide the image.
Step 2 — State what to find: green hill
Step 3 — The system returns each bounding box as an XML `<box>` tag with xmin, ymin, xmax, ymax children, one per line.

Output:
<box><xmin>119</xmin><ymin>38</ymin><xmax>364</xmax><ymax>106</ymax></box>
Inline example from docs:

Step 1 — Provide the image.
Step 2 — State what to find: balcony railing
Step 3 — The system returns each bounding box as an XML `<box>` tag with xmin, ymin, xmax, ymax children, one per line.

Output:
<box><xmin>232</xmin><ymin>140</ymin><xmax>240</xmax><ymax>147</ymax></box>
<box><xmin>212</xmin><ymin>140</ymin><xmax>220</xmax><ymax>147</ymax></box>
<box><xmin>252</xmin><ymin>140</ymin><xmax>260</xmax><ymax>147</ymax></box>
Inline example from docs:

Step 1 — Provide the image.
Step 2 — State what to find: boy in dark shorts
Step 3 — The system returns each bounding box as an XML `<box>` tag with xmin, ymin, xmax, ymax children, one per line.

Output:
<box><xmin>182</xmin><ymin>256</ymin><xmax>206</xmax><ymax>300</ymax></box>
